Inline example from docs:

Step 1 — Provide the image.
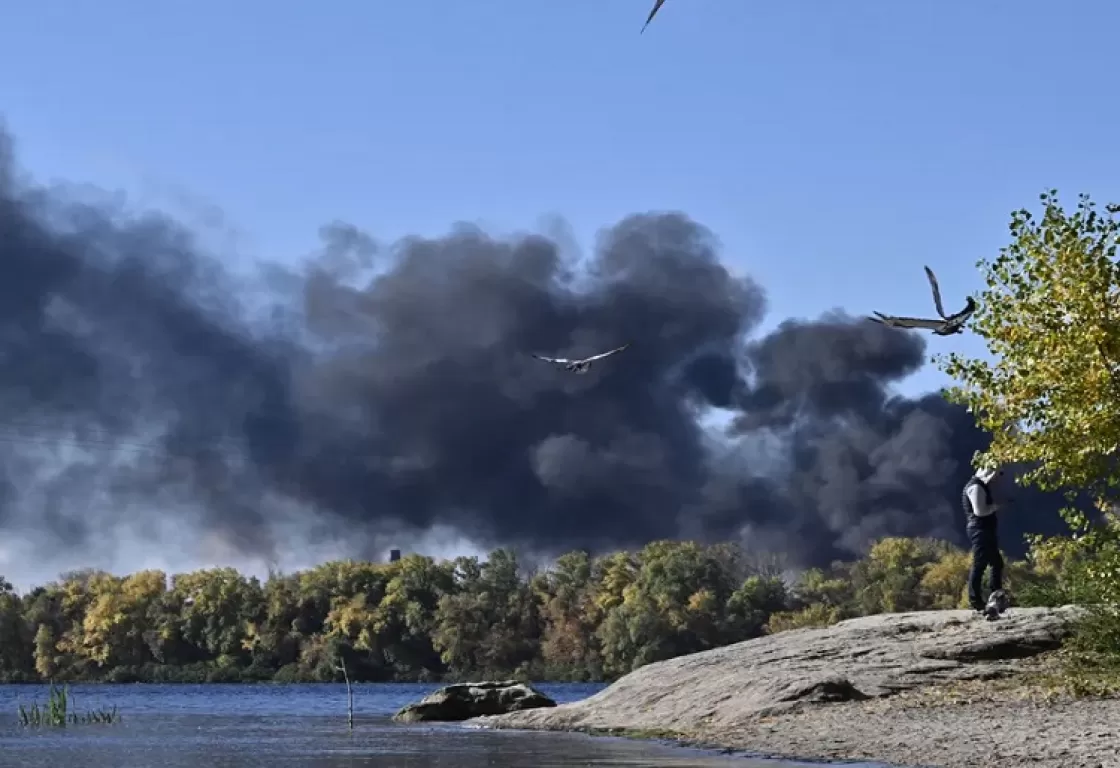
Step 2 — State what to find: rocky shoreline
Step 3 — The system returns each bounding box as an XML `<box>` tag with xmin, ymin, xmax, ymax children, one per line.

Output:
<box><xmin>475</xmin><ymin>607</ymin><xmax>1120</xmax><ymax>768</ymax></box>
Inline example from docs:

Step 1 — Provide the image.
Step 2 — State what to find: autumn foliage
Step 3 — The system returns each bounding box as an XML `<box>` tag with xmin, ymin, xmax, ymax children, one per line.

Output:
<box><xmin>938</xmin><ymin>190</ymin><xmax>1120</xmax><ymax>672</ymax></box>
<box><xmin>0</xmin><ymin>535</ymin><xmax>1062</xmax><ymax>684</ymax></box>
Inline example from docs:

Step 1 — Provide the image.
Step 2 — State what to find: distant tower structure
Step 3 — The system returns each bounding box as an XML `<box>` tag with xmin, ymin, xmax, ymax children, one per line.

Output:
<box><xmin>389</xmin><ymin>549</ymin><xmax>401</xmax><ymax>563</ymax></box>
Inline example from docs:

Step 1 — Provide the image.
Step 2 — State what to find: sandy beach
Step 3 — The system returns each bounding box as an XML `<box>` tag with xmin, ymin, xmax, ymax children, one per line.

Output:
<box><xmin>694</xmin><ymin>685</ymin><xmax>1120</xmax><ymax>768</ymax></box>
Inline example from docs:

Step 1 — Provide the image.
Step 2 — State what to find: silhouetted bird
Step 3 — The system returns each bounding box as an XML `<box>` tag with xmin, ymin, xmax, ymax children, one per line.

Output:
<box><xmin>869</xmin><ymin>266</ymin><xmax>976</xmax><ymax>336</ymax></box>
<box><xmin>532</xmin><ymin>344</ymin><xmax>630</xmax><ymax>374</ymax></box>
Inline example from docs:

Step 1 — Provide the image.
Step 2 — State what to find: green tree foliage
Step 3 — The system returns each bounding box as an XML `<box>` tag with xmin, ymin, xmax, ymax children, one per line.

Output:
<box><xmin>940</xmin><ymin>191</ymin><xmax>1120</xmax><ymax>497</ymax></box>
<box><xmin>594</xmin><ymin>540</ymin><xmax>779</xmax><ymax>677</ymax></box>
<box><xmin>0</xmin><ymin>535</ymin><xmax>1075</xmax><ymax>685</ymax></box>
<box><xmin>0</xmin><ymin>576</ymin><xmax>34</xmax><ymax>680</ymax></box>
<box><xmin>432</xmin><ymin>550</ymin><xmax>541</xmax><ymax>679</ymax></box>
<box><xmin>533</xmin><ymin>551</ymin><xmax>604</xmax><ymax>680</ymax></box>
<box><xmin>937</xmin><ymin>190</ymin><xmax>1120</xmax><ymax>677</ymax></box>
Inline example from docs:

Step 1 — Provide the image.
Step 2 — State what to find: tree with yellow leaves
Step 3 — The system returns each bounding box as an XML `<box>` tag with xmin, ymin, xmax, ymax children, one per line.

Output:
<box><xmin>938</xmin><ymin>190</ymin><xmax>1120</xmax><ymax>662</ymax></box>
<box><xmin>939</xmin><ymin>190</ymin><xmax>1120</xmax><ymax>500</ymax></box>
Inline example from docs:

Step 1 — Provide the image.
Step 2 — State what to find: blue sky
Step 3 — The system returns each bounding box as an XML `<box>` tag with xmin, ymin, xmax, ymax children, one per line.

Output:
<box><xmin>1</xmin><ymin>1</ymin><xmax>1119</xmax><ymax>584</ymax></box>
<box><xmin>3</xmin><ymin>1</ymin><xmax>1119</xmax><ymax>399</ymax></box>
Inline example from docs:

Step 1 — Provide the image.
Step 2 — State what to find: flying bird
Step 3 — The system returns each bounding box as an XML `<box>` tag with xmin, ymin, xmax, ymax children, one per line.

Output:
<box><xmin>642</xmin><ymin>0</ymin><xmax>667</xmax><ymax>33</ymax></box>
<box><xmin>868</xmin><ymin>266</ymin><xmax>977</xmax><ymax>336</ymax></box>
<box><xmin>533</xmin><ymin>344</ymin><xmax>631</xmax><ymax>374</ymax></box>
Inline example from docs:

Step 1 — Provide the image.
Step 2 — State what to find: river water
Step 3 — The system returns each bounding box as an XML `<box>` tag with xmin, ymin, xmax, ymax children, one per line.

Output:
<box><xmin>0</xmin><ymin>682</ymin><xmax>891</xmax><ymax>767</ymax></box>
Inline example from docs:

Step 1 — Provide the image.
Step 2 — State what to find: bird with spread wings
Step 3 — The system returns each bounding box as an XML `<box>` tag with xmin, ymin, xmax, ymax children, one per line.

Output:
<box><xmin>641</xmin><ymin>0</ymin><xmax>667</xmax><ymax>33</ymax></box>
<box><xmin>868</xmin><ymin>266</ymin><xmax>977</xmax><ymax>336</ymax></box>
<box><xmin>533</xmin><ymin>344</ymin><xmax>630</xmax><ymax>374</ymax></box>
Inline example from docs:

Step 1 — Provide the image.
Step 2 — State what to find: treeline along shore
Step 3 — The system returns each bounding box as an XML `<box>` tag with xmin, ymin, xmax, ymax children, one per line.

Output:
<box><xmin>0</xmin><ymin>536</ymin><xmax>1090</xmax><ymax>685</ymax></box>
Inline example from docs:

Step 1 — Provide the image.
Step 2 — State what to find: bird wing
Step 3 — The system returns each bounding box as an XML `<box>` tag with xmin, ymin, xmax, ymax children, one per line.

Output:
<box><xmin>582</xmin><ymin>344</ymin><xmax>631</xmax><ymax>363</ymax></box>
<box><xmin>924</xmin><ymin>266</ymin><xmax>947</xmax><ymax>319</ymax></box>
<box><xmin>532</xmin><ymin>354</ymin><xmax>571</xmax><ymax>364</ymax></box>
<box><xmin>869</xmin><ymin>312</ymin><xmax>945</xmax><ymax>330</ymax></box>
<box><xmin>641</xmin><ymin>0</ymin><xmax>666</xmax><ymax>33</ymax></box>
<box><xmin>949</xmin><ymin>296</ymin><xmax>977</xmax><ymax>322</ymax></box>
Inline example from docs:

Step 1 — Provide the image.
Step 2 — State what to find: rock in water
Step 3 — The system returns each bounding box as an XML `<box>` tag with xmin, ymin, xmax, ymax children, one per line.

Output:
<box><xmin>393</xmin><ymin>680</ymin><xmax>557</xmax><ymax>723</ymax></box>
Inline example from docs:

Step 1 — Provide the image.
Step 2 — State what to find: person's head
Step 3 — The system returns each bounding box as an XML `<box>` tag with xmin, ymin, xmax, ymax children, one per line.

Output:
<box><xmin>976</xmin><ymin>467</ymin><xmax>1002</xmax><ymax>484</ymax></box>
<box><xmin>971</xmin><ymin>450</ymin><xmax>1003</xmax><ymax>485</ymax></box>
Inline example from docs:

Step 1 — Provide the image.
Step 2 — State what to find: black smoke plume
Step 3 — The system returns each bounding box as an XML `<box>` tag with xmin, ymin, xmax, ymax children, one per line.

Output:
<box><xmin>0</xmin><ymin>125</ymin><xmax>1070</xmax><ymax>577</ymax></box>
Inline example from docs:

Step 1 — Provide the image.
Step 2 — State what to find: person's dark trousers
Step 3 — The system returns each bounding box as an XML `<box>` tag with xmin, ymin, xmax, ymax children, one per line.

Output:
<box><xmin>967</xmin><ymin>519</ymin><xmax>1003</xmax><ymax>610</ymax></box>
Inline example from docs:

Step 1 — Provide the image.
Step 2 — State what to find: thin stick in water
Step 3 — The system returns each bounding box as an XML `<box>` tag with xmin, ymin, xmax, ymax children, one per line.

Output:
<box><xmin>336</xmin><ymin>657</ymin><xmax>353</xmax><ymax>730</ymax></box>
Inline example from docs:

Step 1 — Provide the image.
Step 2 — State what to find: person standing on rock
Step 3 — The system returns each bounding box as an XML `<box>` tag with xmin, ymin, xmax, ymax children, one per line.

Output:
<box><xmin>962</xmin><ymin>466</ymin><xmax>1005</xmax><ymax>613</ymax></box>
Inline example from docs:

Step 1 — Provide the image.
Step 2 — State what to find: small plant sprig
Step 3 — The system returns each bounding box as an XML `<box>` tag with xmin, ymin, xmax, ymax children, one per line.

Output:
<box><xmin>18</xmin><ymin>682</ymin><xmax>121</xmax><ymax>727</ymax></box>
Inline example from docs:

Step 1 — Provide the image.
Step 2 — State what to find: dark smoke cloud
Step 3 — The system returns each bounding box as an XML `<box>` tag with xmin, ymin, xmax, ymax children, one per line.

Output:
<box><xmin>0</xmin><ymin>124</ymin><xmax>1072</xmax><ymax>575</ymax></box>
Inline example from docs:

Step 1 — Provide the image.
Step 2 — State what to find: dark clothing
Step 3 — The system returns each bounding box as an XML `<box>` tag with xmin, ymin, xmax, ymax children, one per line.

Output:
<box><xmin>961</xmin><ymin>477</ymin><xmax>992</xmax><ymax>521</ymax></box>
<box><xmin>963</xmin><ymin>475</ymin><xmax>1002</xmax><ymax>610</ymax></box>
<box><xmin>967</xmin><ymin>519</ymin><xmax>1003</xmax><ymax>611</ymax></box>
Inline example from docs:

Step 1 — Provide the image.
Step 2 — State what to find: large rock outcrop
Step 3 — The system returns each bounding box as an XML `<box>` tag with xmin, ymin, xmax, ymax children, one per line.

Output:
<box><xmin>476</xmin><ymin>606</ymin><xmax>1082</xmax><ymax>734</ymax></box>
<box><xmin>393</xmin><ymin>680</ymin><xmax>556</xmax><ymax>723</ymax></box>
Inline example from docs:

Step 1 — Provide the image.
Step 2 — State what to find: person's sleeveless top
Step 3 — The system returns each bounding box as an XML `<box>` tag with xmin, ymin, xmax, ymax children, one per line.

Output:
<box><xmin>962</xmin><ymin>477</ymin><xmax>995</xmax><ymax>528</ymax></box>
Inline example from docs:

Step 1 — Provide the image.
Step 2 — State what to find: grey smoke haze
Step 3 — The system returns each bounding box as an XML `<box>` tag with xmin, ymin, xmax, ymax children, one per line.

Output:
<box><xmin>0</xmin><ymin>126</ymin><xmax>1070</xmax><ymax>583</ymax></box>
